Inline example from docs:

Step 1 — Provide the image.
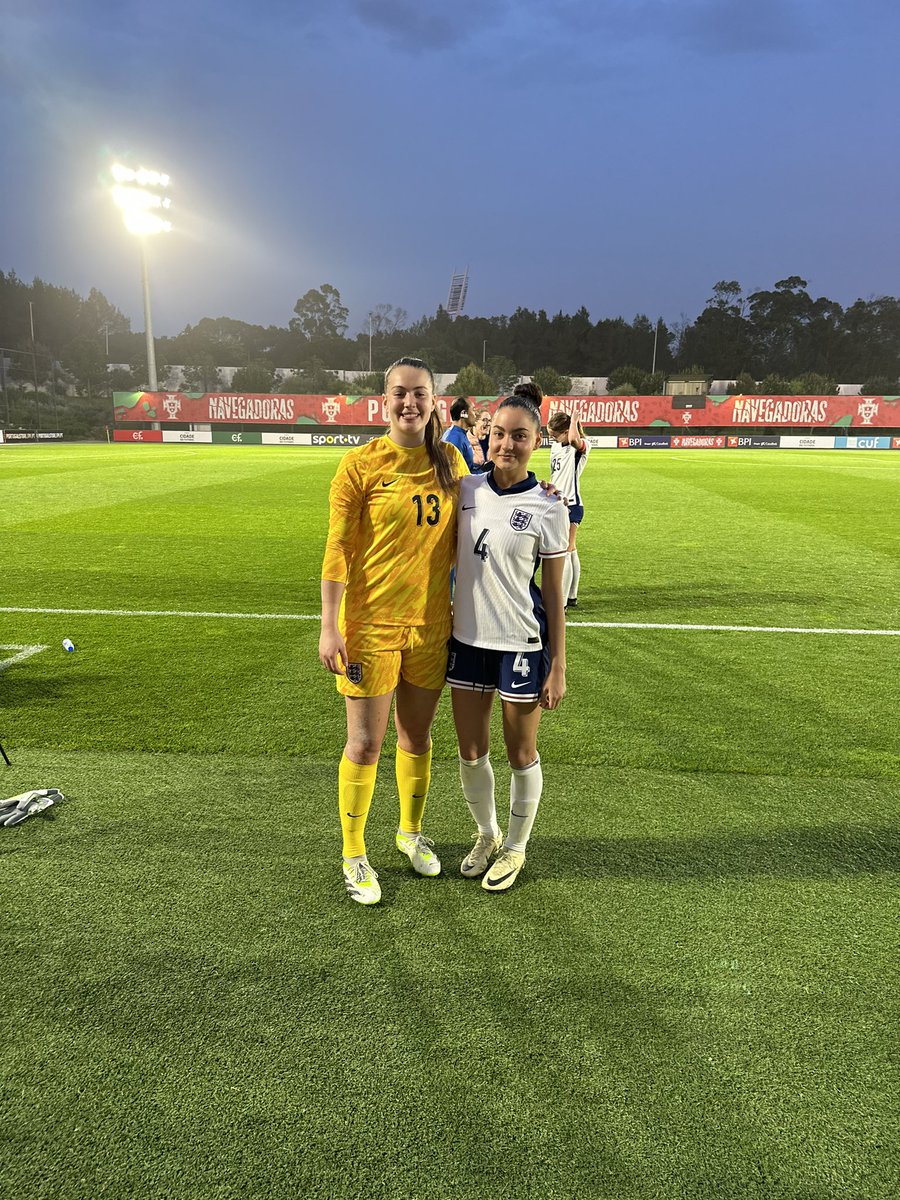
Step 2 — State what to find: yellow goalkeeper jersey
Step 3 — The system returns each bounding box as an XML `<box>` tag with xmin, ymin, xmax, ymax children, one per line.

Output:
<box><xmin>321</xmin><ymin>436</ymin><xmax>468</xmax><ymax>629</ymax></box>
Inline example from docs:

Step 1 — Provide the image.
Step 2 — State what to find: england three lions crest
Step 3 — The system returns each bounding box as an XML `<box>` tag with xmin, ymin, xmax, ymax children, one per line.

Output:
<box><xmin>510</xmin><ymin>509</ymin><xmax>533</xmax><ymax>531</ymax></box>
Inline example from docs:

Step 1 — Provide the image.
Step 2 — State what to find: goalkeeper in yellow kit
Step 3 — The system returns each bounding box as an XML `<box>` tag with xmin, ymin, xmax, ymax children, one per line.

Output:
<box><xmin>319</xmin><ymin>357</ymin><xmax>468</xmax><ymax>905</ymax></box>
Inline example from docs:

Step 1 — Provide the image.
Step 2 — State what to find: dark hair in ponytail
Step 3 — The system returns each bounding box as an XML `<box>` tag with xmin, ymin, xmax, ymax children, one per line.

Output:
<box><xmin>384</xmin><ymin>356</ymin><xmax>456</xmax><ymax>493</ymax></box>
<box><xmin>384</xmin><ymin>356</ymin><xmax>435</xmax><ymax>392</ymax></box>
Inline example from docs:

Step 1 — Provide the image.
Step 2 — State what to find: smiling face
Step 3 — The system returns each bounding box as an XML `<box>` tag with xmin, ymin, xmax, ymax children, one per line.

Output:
<box><xmin>476</xmin><ymin>410</ymin><xmax>492</xmax><ymax>437</ymax></box>
<box><xmin>384</xmin><ymin>363</ymin><xmax>436</xmax><ymax>446</ymax></box>
<box><xmin>489</xmin><ymin>402</ymin><xmax>542</xmax><ymax>484</ymax></box>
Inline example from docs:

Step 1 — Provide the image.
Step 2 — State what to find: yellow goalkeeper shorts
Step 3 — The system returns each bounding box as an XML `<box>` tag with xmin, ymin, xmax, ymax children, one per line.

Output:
<box><xmin>337</xmin><ymin>620</ymin><xmax>450</xmax><ymax>698</ymax></box>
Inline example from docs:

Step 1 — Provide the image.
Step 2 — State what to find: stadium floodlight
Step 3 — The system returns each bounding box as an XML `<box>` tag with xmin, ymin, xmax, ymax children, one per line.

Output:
<box><xmin>111</xmin><ymin>162</ymin><xmax>171</xmax><ymax>391</ymax></box>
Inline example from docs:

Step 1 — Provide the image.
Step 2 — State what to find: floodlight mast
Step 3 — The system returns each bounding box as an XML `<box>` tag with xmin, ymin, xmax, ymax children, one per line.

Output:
<box><xmin>139</xmin><ymin>243</ymin><xmax>158</xmax><ymax>392</ymax></box>
<box><xmin>111</xmin><ymin>164</ymin><xmax>171</xmax><ymax>392</ymax></box>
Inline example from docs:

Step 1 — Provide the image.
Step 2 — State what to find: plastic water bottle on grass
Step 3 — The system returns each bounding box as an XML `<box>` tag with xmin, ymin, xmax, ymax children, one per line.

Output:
<box><xmin>62</xmin><ymin>639</ymin><xmax>75</xmax><ymax>652</ymax></box>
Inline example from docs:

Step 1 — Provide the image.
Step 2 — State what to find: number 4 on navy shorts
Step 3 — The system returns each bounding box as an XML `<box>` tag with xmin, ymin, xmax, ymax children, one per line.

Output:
<box><xmin>446</xmin><ymin>636</ymin><xmax>549</xmax><ymax>703</ymax></box>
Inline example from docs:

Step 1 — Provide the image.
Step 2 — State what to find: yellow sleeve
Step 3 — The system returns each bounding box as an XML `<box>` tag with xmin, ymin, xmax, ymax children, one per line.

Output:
<box><xmin>446</xmin><ymin>443</ymin><xmax>470</xmax><ymax>480</ymax></box>
<box><xmin>321</xmin><ymin>452</ymin><xmax>366</xmax><ymax>584</ymax></box>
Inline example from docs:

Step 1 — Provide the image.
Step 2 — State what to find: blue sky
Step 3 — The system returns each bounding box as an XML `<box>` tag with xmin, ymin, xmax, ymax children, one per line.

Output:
<box><xmin>2</xmin><ymin>0</ymin><xmax>898</xmax><ymax>339</ymax></box>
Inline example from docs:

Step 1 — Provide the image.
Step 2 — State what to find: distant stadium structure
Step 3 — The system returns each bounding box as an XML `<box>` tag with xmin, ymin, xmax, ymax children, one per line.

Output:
<box><xmin>446</xmin><ymin>267</ymin><xmax>469</xmax><ymax>319</ymax></box>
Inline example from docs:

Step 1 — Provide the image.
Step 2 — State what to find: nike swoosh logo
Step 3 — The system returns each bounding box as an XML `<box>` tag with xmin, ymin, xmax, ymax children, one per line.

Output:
<box><xmin>412</xmin><ymin>793</ymin><xmax>425</xmax><ymax>798</ymax></box>
<box><xmin>485</xmin><ymin>868</ymin><xmax>518</xmax><ymax>886</ymax></box>
<box><xmin>381</xmin><ymin>480</ymin><xmax>396</xmax><ymax>487</ymax></box>
<box><xmin>510</xmin><ymin>808</ymin><xmax>529</xmax><ymax>819</ymax></box>
<box><xmin>346</xmin><ymin>811</ymin><xmax>367</xmax><ymax>818</ymax></box>
<box><xmin>510</xmin><ymin>680</ymin><xmax>533</xmax><ymax>689</ymax></box>
<box><xmin>462</xmin><ymin>504</ymin><xmax>475</xmax><ymax>510</ymax></box>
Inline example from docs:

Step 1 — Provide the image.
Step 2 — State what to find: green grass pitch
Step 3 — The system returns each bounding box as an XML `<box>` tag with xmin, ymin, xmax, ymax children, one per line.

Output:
<box><xmin>1</xmin><ymin>443</ymin><xmax>897</xmax><ymax>1200</ymax></box>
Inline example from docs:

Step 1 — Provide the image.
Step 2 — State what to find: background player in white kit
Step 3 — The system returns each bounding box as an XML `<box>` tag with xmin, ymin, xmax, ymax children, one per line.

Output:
<box><xmin>547</xmin><ymin>408</ymin><xmax>589</xmax><ymax>609</ymax></box>
<box><xmin>446</xmin><ymin>394</ymin><xmax>569</xmax><ymax>892</ymax></box>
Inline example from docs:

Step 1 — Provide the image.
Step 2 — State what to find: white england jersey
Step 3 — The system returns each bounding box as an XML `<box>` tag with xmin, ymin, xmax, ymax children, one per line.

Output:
<box><xmin>452</xmin><ymin>472</ymin><xmax>569</xmax><ymax>652</ymax></box>
<box><xmin>549</xmin><ymin>440</ymin><xmax>590</xmax><ymax>506</ymax></box>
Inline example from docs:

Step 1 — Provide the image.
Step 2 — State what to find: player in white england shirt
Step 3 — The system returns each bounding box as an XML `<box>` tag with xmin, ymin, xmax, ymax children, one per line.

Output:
<box><xmin>447</xmin><ymin>394</ymin><xmax>569</xmax><ymax>892</ymax></box>
<box><xmin>547</xmin><ymin>407</ymin><xmax>589</xmax><ymax>608</ymax></box>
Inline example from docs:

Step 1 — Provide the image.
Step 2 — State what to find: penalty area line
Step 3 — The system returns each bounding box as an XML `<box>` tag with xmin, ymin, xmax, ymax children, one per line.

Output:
<box><xmin>1</xmin><ymin>607</ymin><xmax>899</xmax><ymax>637</ymax></box>
<box><xmin>0</xmin><ymin>644</ymin><xmax>50</xmax><ymax>672</ymax></box>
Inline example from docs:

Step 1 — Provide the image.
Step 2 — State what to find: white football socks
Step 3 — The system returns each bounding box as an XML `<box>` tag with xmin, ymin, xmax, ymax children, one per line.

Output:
<box><xmin>506</xmin><ymin>756</ymin><xmax>542</xmax><ymax>852</ymax></box>
<box><xmin>569</xmin><ymin>548</ymin><xmax>581</xmax><ymax>600</ymax></box>
<box><xmin>458</xmin><ymin>752</ymin><xmax>500</xmax><ymax>837</ymax></box>
<box><xmin>562</xmin><ymin>552</ymin><xmax>575</xmax><ymax>604</ymax></box>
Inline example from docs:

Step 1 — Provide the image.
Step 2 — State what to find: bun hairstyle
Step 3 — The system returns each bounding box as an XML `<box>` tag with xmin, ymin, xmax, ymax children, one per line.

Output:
<box><xmin>383</xmin><ymin>356</ymin><xmax>456</xmax><ymax>493</ymax></box>
<box><xmin>512</xmin><ymin>381</ymin><xmax>544</xmax><ymax>406</ymax></box>
<box><xmin>496</xmin><ymin>393</ymin><xmax>542</xmax><ymax>429</ymax></box>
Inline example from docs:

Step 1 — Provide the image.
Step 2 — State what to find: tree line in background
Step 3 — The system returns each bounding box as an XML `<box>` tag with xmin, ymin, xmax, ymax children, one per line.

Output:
<box><xmin>2</xmin><ymin>269</ymin><xmax>899</xmax><ymax>438</ymax></box>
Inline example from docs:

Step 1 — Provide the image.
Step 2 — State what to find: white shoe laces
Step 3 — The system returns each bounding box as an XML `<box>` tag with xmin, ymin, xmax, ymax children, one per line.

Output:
<box><xmin>407</xmin><ymin>834</ymin><xmax>434</xmax><ymax>856</ymax></box>
<box><xmin>491</xmin><ymin>849</ymin><xmax>521</xmax><ymax>873</ymax></box>
<box><xmin>467</xmin><ymin>832</ymin><xmax>498</xmax><ymax>865</ymax></box>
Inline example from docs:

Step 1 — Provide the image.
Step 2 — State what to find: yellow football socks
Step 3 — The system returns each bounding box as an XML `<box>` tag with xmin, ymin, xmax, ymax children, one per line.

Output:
<box><xmin>339</xmin><ymin>754</ymin><xmax>377</xmax><ymax>859</ymax></box>
<box><xmin>396</xmin><ymin>743</ymin><xmax>432</xmax><ymax>834</ymax></box>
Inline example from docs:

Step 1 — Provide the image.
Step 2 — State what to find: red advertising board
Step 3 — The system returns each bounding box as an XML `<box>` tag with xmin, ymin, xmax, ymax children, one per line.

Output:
<box><xmin>670</xmin><ymin>434</ymin><xmax>727</xmax><ymax>448</ymax></box>
<box><xmin>113</xmin><ymin>392</ymin><xmax>900</xmax><ymax>429</ymax></box>
<box><xmin>113</xmin><ymin>428</ymin><xmax>163</xmax><ymax>442</ymax></box>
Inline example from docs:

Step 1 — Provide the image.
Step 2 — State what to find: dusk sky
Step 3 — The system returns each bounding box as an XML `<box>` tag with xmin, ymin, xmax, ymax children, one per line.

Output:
<box><xmin>3</xmin><ymin>0</ymin><xmax>898</xmax><ymax>341</ymax></box>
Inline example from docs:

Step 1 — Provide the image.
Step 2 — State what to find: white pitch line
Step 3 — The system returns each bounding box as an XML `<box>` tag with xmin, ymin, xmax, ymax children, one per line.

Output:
<box><xmin>1</xmin><ymin>606</ymin><xmax>898</xmax><ymax>637</ymax></box>
<box><xmin>569</xmin><ymin>621</ymin><xmax>900</xmax><ymax>636</ymax></box>
<box><xmin>0</xmin><ymin>606</ymin><xmax>318</xmax><ymax>620</ymax></box>
<box><xmin>0</xmin><ymin>644</ymin><xmax>50</xmax><ymax>672</ymax></box>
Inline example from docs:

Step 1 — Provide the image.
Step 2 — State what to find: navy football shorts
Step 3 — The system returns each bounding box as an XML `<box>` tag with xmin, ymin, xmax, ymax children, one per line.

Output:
<box><xmin>446</xmin><ymin>635</ymin><xmax>549</xmax><ymax>703</ymax></box>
